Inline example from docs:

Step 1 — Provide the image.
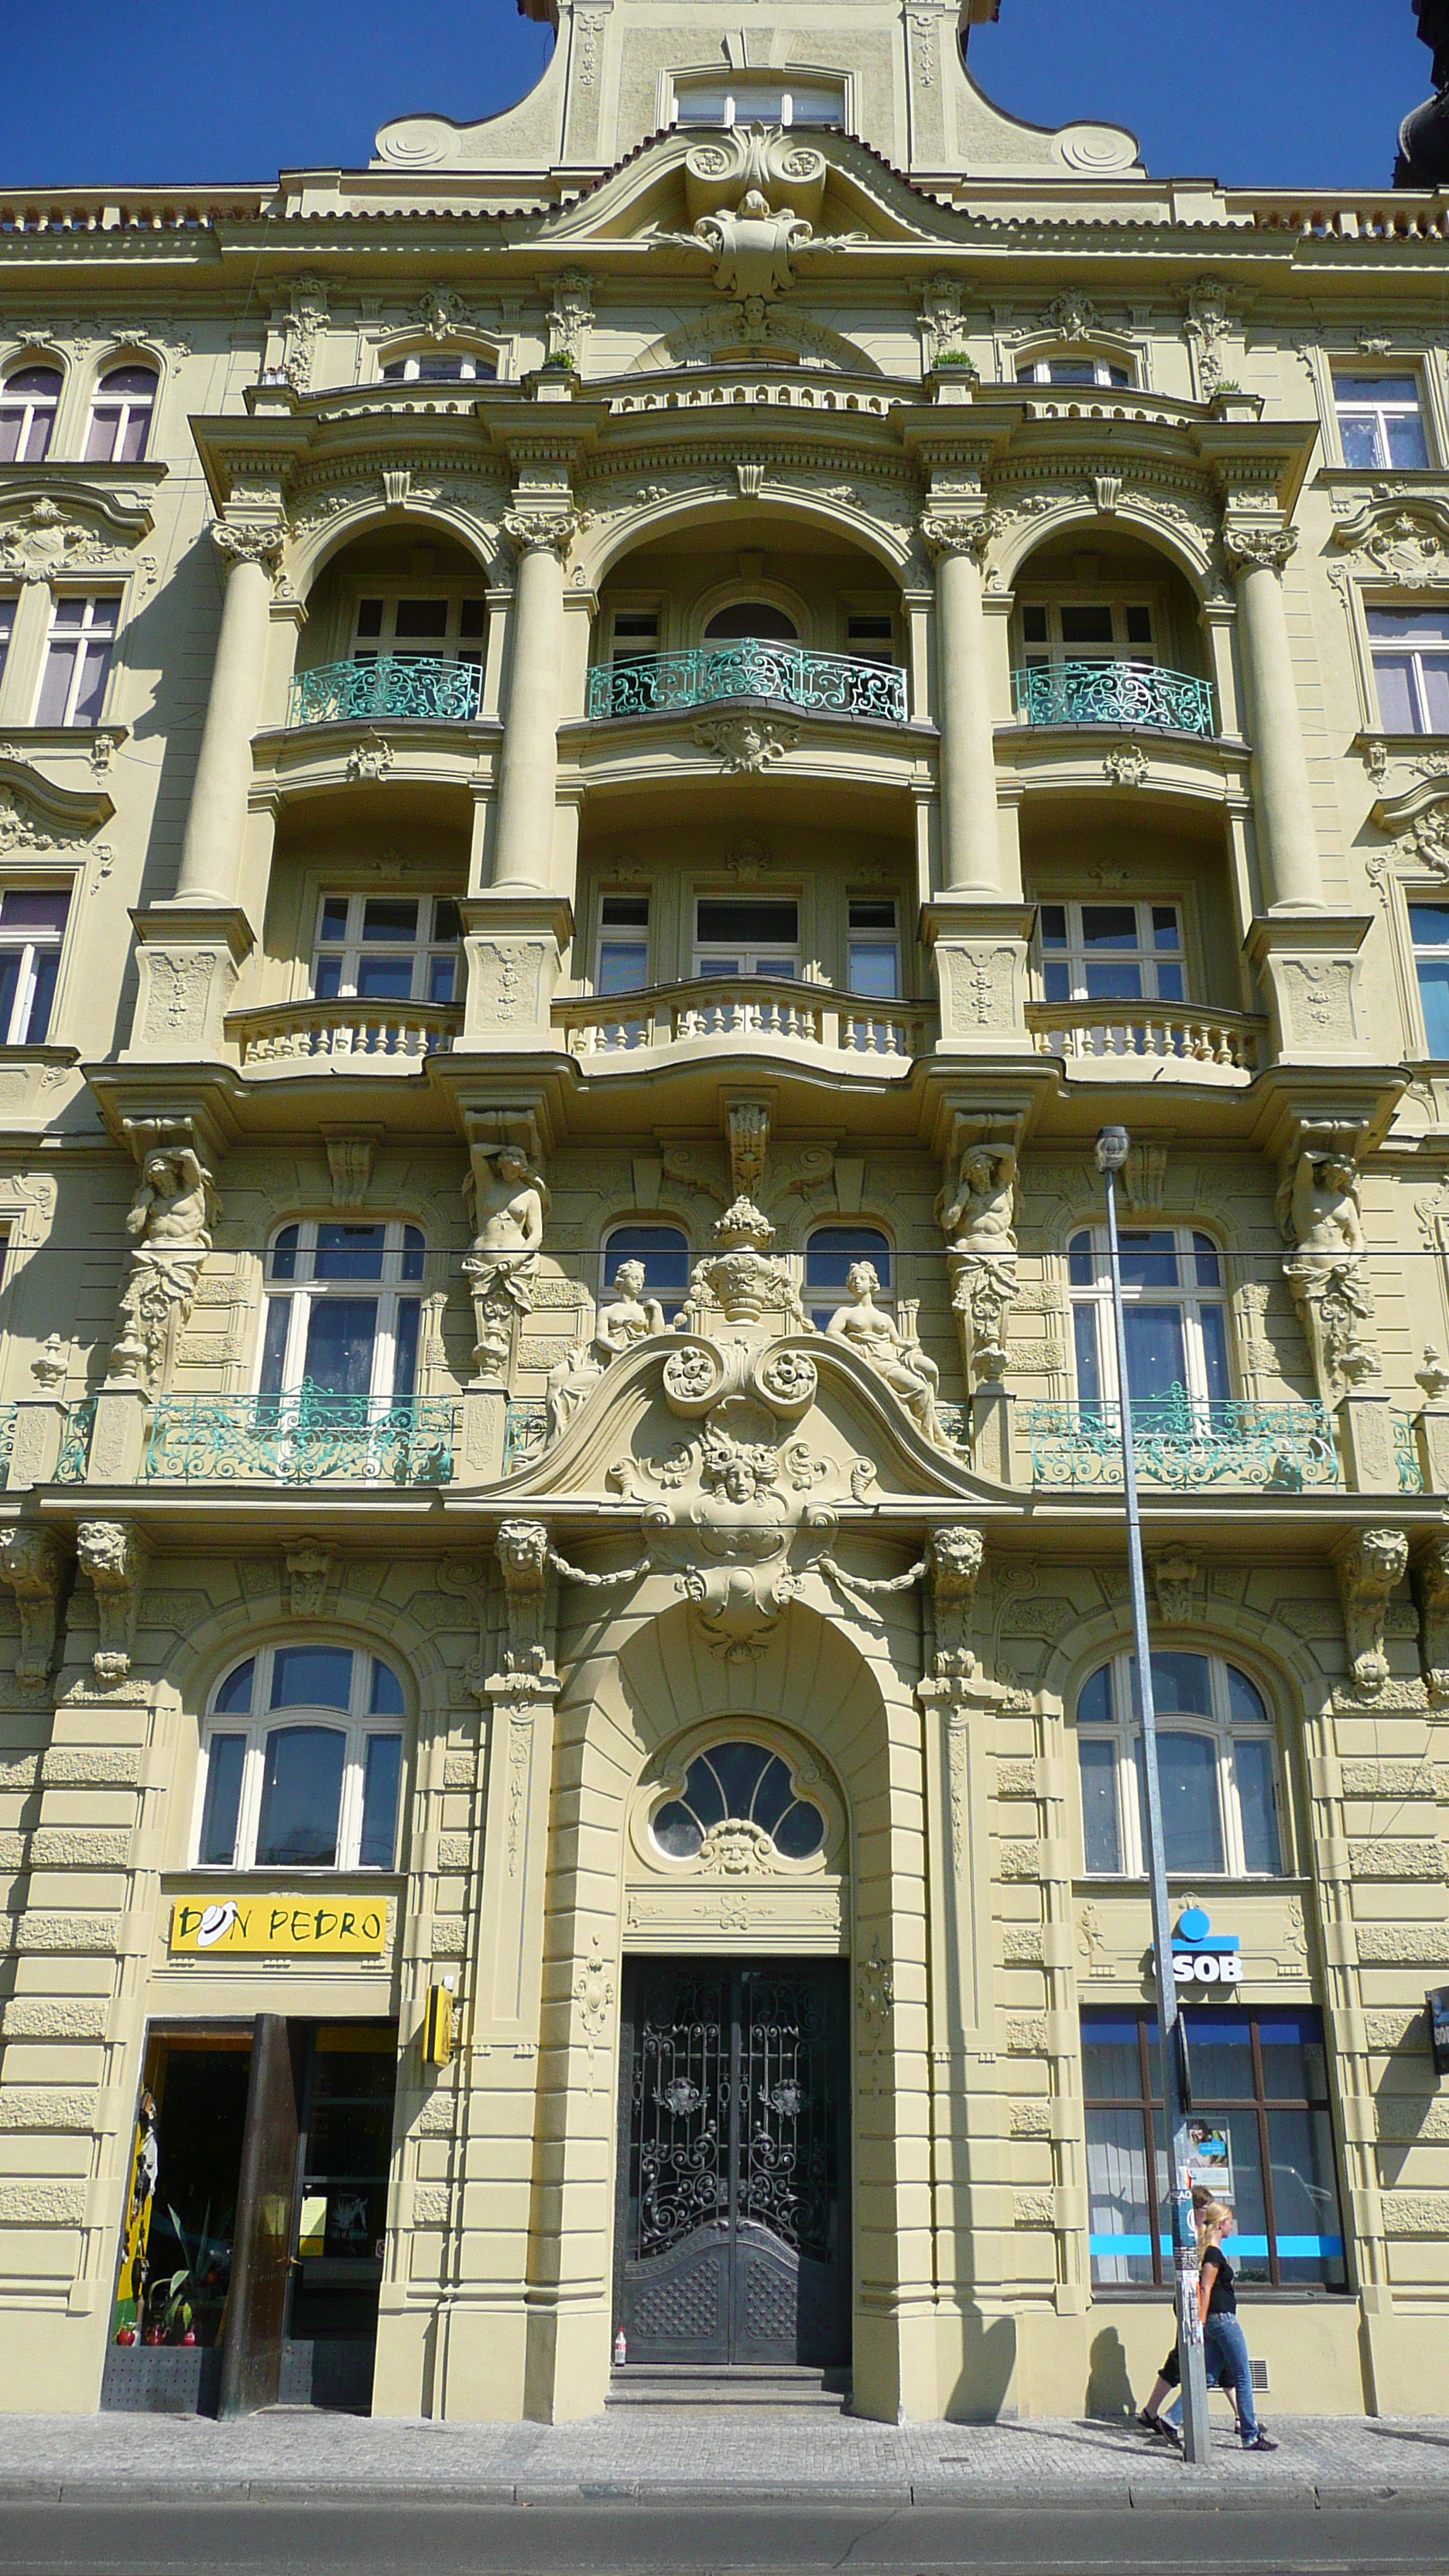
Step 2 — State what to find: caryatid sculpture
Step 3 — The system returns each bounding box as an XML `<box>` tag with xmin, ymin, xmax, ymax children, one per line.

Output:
<box><xmin>108</xmin><ymin>1136</ymin><xmax>219</xmax><ymax>1393</ymax></box>
<box><xmin>937</xmin><ymin>1137</ymin><xmax>1020</xmax><ymax>1387</ymax></box>
<box><xmin>1277</xmin><ymin>1134</ymin><xmax>1379</xmax><ymax>1401</ymax></box>
<box><xmin>463</xmin><ymin>1142</ymin><xmax>550</xmax><ymax>1379</ymax></box>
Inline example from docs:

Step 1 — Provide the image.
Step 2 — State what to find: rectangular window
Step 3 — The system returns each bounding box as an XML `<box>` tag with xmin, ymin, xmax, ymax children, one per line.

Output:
<box><xmin>312</xmin><ymin>892</ymin><xmax>461</xmax><ymax>1005</ymax></box>
<box><xmin>848</xmin><ymin>897</ymin><xmax>899</xmax><ymax>999</ymax></box>
<box><xmin>1019</xmin><ymin>601</ymin><xmax>1154</xmax><ymax>665</ymax></box>
<box><xmin>694</xmin><ymin>896</ymin><xmax>800</xmax><ymax>980</ymax></box>
<box><xmin>611</xmin><ymin>611</ymin><xmax>659</xmax><ymax>664</ymax></box>
<box><xmin>350</xmin><ymin>592</ymin><xmax>485</xmax><ymax>700</ymax></box>
<box><xmin>1368</xmin><ymin>608</ymin><xmax>1449</xmax><ymax>735</ymax></box>
<box><xmin>1412</xmin><ymin>904</ymin><xmax>1449</xmax><ymax>1055</ymax></box>
<box><xmin>0</xmin><ymin>594</ymin><xmax>15</xmax><ymax>687</ymax></box>
<box><xmin>598</xmin><ymin>892</ymin><xmax>650</xmax><ymax>995</ymax></box>
<box><xmin>1333</xmin><ymin>372</ymin><xmax>1430</xmax><ymax>470</ymax></box>
<box><xmin>847</xmin><ymin>612</ymin><xmax>896</xmax><ymax>667</ymax></box>
<box><xmin>1082</xmin><ymin>2006</ymin><xmax>1347</xmax><ymax>2292</ymax></box>
<box><xmin>1037</xmin><ymin>900</ymin><xmax>1184</xmax><ymax>1005</ymax></box>
<box><xmin>0</xmin><ymin>889</ymin><xmax>70</xmax><ymax>1044</ymax></box>
<box><xmin>35</xmin><ymin>595</ymin><xmax>118</xmax><ymax>728</ymax></box>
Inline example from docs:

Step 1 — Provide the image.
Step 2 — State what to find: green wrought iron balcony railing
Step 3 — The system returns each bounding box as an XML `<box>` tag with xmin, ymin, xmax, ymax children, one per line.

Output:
<box><xmin>586</xmin><ymin>642</ymin><xmax>907</xmax><ymax>725</ymax></box>
<box><xmin>288</xmin><ymin>656</ymin><xmax>481</xmax><ymax>728</ymax></box>
<box><xmin>1010</xmin><ymin>659</ymin><xmax>1215</xmax><ymax>737</ymax></box>
<box><xmin>145</xmin><ymin>1386</ymin><xmax>457</xmax><ymax>1485</ymax></box>
<box><xmin>1021</xmin><ymin>1386</ymin><xmax>1340</xmax><ymax>1490</ymax></box>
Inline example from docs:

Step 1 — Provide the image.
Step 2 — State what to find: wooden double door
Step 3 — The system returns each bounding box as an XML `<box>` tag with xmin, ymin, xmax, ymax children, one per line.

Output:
<box><xmin>614</xmin><ymin>1958</ymin><xmax>850</xmax><ymax>2368</ymax></box>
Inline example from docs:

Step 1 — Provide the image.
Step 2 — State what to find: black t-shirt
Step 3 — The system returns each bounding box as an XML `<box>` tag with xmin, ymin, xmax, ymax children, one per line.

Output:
<box><xmin>1201</xmin><ymin>2247</ymin><xmax>1236</xmax><ymax>2315</ymax></box>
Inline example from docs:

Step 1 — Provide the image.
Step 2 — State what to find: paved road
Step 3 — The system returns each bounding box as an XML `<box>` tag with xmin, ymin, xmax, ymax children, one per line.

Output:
<box><xmin>2</xmin><ymin>2499</ymin><xmax>1448</xmax><ymax>2575</ymax></box>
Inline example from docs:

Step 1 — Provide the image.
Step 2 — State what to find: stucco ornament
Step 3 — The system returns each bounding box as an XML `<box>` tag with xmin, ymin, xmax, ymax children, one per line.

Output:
<box><xmin>77</xmin><ymin>1518</ymin><xmax>146</xmax><ymax>1683</ymax></box>
<box><xmin>930</xmin><ymin>1526</ymin><xmax>985</xmax><ymax>1676</ymax></box>
<box><xmin>694</xmin><ymin>188</ymin><xmax>813</xmax><ymax>300</ymax></box>
<box><xmin>462</xmin><ymin>1143</ymin><xmax>550</xmax><ymax>1379</ymax></box>
<box><xmin>108</xmin><ymin>1137</ymin><xmax>218</xmax><ymax>1396</ymax></box>
<box><xmin>826</xmin><ymin>1263</ymin><xmax>947</xmax><ymax>1448</ymax></box>
<box><xmin>938</xmin><ymin>1139</ymin><xmax>1020</xmax><ymax>1389</ymax></box>
<box><xmin>0</xmin><ymin>498</ymin><xmax>125</xmax><ymax>584</ymax></box>
<box><xmin>1416</xmin><ymin>1536</ymin><xmax>1449</xmax><ymax>1700</ymax></box>
<box><xmin>543</xmin><ymin>1258</ymin><xmax>669</xmax><ymax>1440</ymax></box>
<box><xmin>692</xmin><ymin>713</ymin><xmax>797</xmax><ymax>772</ymax></box>
<box><xmin>0</xmin><ymin>1524</ymin><xmax>66</xmax><ymax>1686</ymax></box>
<box><xmin>496</xmin><ymin>1518</ymin><xmax>550</xmax><ymax>1677</ymax></box>
<box><xmin>1336</xmin><ymin>1528</ymin><xmax>1410</xmax><ymax>1696</ymax></box>
<box><xmin>1277</xmin><ymin>1133</ymin><xmax>1379</xmax><ymax>1403</ymax></box>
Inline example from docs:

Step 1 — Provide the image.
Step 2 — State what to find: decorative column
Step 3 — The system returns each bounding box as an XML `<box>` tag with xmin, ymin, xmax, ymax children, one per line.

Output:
<box><xmin>1225</xmin><ymin>521</ymin><xmax>1324</xmax><ymax>913</ymax></box>
<box><xmin>491</xmin><ymin>507</ymin><xmax>578</xmax><ymax>892</ymax></box>
<box><xmin>920</xmin><ymin>513</ymin><xmax>1006</xmax><ymax>898</ymax></box>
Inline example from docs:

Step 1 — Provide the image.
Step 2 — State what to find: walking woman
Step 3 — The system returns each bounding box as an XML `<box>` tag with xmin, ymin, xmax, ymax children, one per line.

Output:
<box><xmin>1187</xmin><ymin>2200</ymin><xmax>1277</xmax><ymax>2452</ymax></box>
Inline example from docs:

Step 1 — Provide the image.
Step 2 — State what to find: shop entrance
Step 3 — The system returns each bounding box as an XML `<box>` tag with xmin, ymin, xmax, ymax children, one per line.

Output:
<box><xmin>614</xmin><ymin>1959</ymin><xmax>850</xmax><ymax>2369</ymax></box>
<box><xmin>104</xmin><ymin>2017</ymin><xmax>397</xmax><ymax>2416</ymax></box>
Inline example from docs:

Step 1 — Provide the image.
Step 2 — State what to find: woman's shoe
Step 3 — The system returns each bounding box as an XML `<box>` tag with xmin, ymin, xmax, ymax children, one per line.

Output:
<box><xmin>1136</xmin><ymin>2410</ymin><xmax>1168</xmax><ymax>2437</ymax></box>
<box><xmin>1242</xmin><ymin>2432</ymin><xmax>1278</xmax><ymax>2451</ymax></box>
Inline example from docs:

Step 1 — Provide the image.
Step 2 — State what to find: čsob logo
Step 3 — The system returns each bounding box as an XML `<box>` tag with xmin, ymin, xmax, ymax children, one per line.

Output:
<box><xmin>1171</xmin><ymin>1904</ymin><xmax>1242</xmax><ymax>1988</ymax></box>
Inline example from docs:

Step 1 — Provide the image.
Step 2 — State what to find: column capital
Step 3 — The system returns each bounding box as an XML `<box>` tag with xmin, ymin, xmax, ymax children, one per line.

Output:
<box><xmin>502</xmin><ymin>505</ymin><xmax>584</xmax><ymax>561</ymax></box>
<box><xmin>210</xmin><ymin>517</ymin><xmax>286</xmax><ymax>576</ymax></box>
<box><xmin>1223</xmin><ymin>516</ymin><xmax>1297</xmax><ymax>576</ymax></box>
<box><xmin>918</xmin><ymin>510</ymin><xmax>994</xmax><ymax>564</ymax></box>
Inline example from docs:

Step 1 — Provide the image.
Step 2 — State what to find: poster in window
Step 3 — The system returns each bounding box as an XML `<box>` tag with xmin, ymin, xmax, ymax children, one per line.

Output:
<box><xmin>1184</xmin><ymin>2119</ymin><xmax>1234</xmax><ymax>2197</ymax></box>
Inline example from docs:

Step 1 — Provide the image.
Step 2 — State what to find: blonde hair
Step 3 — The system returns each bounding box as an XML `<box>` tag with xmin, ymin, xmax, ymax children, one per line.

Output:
<box><xmin>1196</xmin><ymin>2198</ymin><xmax>1233</xmax><ymax>2252</ymax></box>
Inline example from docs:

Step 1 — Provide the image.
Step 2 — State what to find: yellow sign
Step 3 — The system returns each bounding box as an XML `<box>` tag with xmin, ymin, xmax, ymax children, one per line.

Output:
<box><xmin>168</xmin><ymin>1895</ymin><xmax>389</xmax><ymax>1956</ymax></box>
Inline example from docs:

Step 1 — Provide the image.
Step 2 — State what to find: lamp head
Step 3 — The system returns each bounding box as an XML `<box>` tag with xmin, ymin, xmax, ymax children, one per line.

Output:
<box><xmin>1094</xmin><ymin>1125</ymin><xmax>1131</xmax><ymax>1174</ymax></box>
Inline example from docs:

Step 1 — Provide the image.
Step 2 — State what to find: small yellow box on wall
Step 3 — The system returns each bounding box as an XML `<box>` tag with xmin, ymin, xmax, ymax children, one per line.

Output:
<box><xmin>423</xmin><ymin>1979</ymin><xmax>455</xmax><ymax>2066</ymax></box>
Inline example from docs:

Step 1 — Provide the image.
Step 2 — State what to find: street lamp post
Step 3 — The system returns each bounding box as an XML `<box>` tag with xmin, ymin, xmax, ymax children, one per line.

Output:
<box><xmin>1094</xmin><ymin>1123</ymin><xmax>1211</xmax><ymax>2465</ymax></box>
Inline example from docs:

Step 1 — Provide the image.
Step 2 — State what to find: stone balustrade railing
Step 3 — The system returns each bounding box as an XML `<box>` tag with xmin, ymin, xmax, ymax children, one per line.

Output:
<box><xmin>553</xmin><ymin>979</ymin><xmax>937</xmax><ymax>1064</ymax></box>
<box><xmin>228</xmin><ymin>999</ymin><xmax>461</xmax><ymax>1067</ymax></box>
<box><xmin>1026</xmin><ymin>1001</ymin><xmax>1264</xmax><ymax>1077</ymax></box>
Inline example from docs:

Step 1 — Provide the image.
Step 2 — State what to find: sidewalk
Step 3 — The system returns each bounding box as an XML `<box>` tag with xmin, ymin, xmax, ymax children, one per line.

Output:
<box><xmin>1</xmin><ymin>2405</ymin><xmax>1447</xmax><ymax>2509</ymax></box>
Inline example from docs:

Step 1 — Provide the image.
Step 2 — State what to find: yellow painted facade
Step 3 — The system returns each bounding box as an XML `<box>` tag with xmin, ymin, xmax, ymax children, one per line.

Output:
<box><xmin>0</xmin><ymin>0</ymin><xmax>1447</xmax><ymax>2425</ymax></box>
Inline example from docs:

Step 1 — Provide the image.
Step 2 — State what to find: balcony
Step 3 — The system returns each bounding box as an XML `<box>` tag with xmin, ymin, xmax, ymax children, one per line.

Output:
<box><xmin>1020</xmin><ymin>1388</ymin><xmax>1339</xmax><ymax>1490</ymax></box>
<box><xmin>1011</xmin><ymin>661</ymin><xmax>1214</xmax><ymax>738</ymax></box>
<box><xmin>585</xmin><ymin>643</ymin><xmax>907</xmax><ymax>726</ymax></box>
<box><xmin>143</xmin><ymin>1388</ymin><xmax>457</xmax><ymax>1485</ymax></box>
<box><xmin>1026</xmin><ymin>1001</ymin><xmax>1264</xmax><ymax>1083</ymax></box>
<box><xmin>553</xmin><ymin>978</ymin><xmax>936</xmax><ymax>1068</ymax></box>
<box><xmin>226</xmin><ymin>998</ymin><xmax>461</xmax><ymax>1070</ymax></box>
<box><xmin>287</xmin><ymin>656</ymin><xmax>481</xmax><ymax>728</ymax></box>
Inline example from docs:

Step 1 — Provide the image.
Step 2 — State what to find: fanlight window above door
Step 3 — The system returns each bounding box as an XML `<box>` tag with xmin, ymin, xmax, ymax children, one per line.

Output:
<box><xmin>651</xmin><ymin>1742</ymin><xmax>826</xmax><ymax>1863</ymax></box>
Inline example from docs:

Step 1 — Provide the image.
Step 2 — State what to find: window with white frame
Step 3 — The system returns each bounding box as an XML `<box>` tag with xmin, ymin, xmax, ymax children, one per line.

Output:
<box><xmin>597</xmin><ymin>893</ymin><xmax>650</xmax><ymax>995</ymax></box>
<box><xmin>1020</xmin><ymin>600</ymin><xmax>1155</xmax><ymax>665</ymax></box>
<box><xmin>1016</xmin><ymin>356</ymin><xmax>1132</xmax><ymax>389</ymax></box>
<box><xmin>379</xmin><ymin>351</ymin><xmax>495</xmax><ymax>383</ymax></box>
<box><xmin>0</xmin><ymin>889</ymin><xmax>70</xmax><ymax>1044</ymax></box>
<box><xmin>672</xmin><ymin>74</ymin><xmax>844</xmax><ymax>128</ymax></box>
<box><xmin>1333</xmin><ymin>371</ymin><xmax>1430</xmax><ymax>470</ymax></box>
<box><xmin>1411</xmin><ymin>904</ymin><xmax>1449</xmax><ymax>1057</ymax></box>
<box><xmin>848</xmin><ymin>898</ymin><xmax>899</xmax><ymax>998</ymax></box>
<box><xmin>1076</xmin><ymin>1649</ymin><xmax>1282</xmax><ymax>1879</ymax></box>
<box><xmin>351</xmin><ymin>591</ymin><xmax>486</xmax><ymax>683</ymax></box>
<box><xmin>846</xmin><ymin>611</ymin><xmax>896</xmax><ymax>666</ymax></box>
<box><xmin>805</xmin><ymin>1224</ymin><xmax>892</xmax><ymax>1331</ymax></box>
<box><xmin>1037</xmin><ymin>901</ymin><xmax>1185</xmax><ymax>1004</ymax></box>
<box><xmin>84</xmin><ymin>365</ymin><xmax>157</xmax><ymax>464</ymax></box>
<box><xmin>609</xmin><ymin>610</ymin><xmax>660</xmax><ymax>665</ymax></box>
<box><xmin>311</xmin><ymin>894</ymin><xmax>461</xmax><ymax>1005</ymax></box>
<box><xmin>1367</xmin><ymin>607</ymin><xmax>1449</xmax><ymax>734</ymax></box>
<box><xmin>1068</xmin><ymin>1225</ymin><xmax>1231</xmax><ymax>1414</ymax></box>
<box><xmin>259</xmin><ymin>1220</ymin><xmax>426</xmax><ymax>1402</ymax></box>
<box><xmin>604</xmin><ymin>1222</ymin><xmax>690</xmax><ymax>1321</ymax></box>
<box><xmin>694</xmin><ymin>895</ymin><xmax>800</xmax><ymax>979</ymax></box>
<box><xmin>34</xmin><ymin>594</ymin><xmax>118</xmax><ymax>728</ymax></box>
<box><xmin>196</xmin><ymin>1643</ymin><xmax>406</xmax><ymax>1872</ymax></box>
<box><xmin>0</xmin><ymin>594</ymin><xmax>15</xmax><ymax>688</ymax></box>
<box><xmin>0</xmin><ymin>365</ymin><xmax>61</xmax><ymax>465</ymax></box>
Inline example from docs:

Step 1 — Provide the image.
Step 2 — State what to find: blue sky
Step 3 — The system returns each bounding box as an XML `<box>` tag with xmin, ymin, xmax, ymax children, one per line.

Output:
<box><xmin>0</xmin><ymin>2</ymin><xmax>1433</xmax><ymax>190</ymax></box>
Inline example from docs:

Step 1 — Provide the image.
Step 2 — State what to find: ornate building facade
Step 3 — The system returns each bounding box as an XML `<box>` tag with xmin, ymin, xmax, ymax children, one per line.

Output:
<box><xmin>0</xmin><ymin>0</ymin><xmax>1447</xmax><ymax>2425</ymax></box>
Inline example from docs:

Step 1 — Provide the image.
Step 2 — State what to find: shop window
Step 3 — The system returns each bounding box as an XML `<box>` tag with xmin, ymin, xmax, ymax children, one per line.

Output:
<box><xmin>196</xmin><ymin>1643</ymin><xmax>405</xmax><ymax>1872</ymax></box>
<box><xmin>848</xmin><ymin>897</ymin><xmax>900</xmax><ymax>999</ymax></box>
<box><xmin>1333</xmin><ymin>371</ymin><xmax>1430</xmax><ymax>469</ymax></box>
<box><xmin>379</xmin><ymin>351</ymin><xmax>495</xmax><ymax>382</ymax></box>
<box><xmin>1082</xmin><ymin>2005</ymin><xmax>1347</xmax><ymax>2290</ymax></box>
<box><xmin>0</xmin><ymin>887</ymin><xmax>70</xmax><ymax>1043</ymax></box>
<box><xmin>806</xmin><ymin>1223</ymin><xmax>892</xmax><ymax>1331</ymax></box>
<box><xmin>1016</xmin><ymin>355</ymin><xmax>1132</xmax><ymax>388</ymax></box>
<box><xmin>1368</xmin><ymin>607</ymin><xmax>1449</xmax><ymax>734</ymax></box>
<box><xmin>1076</xmin><ymin>1649</ymin><xmax>1281</xmax><ymax>1879</ymax></box>
<box><xmin>694</xmin><ymin>894</ymin><xmax>800</xmax><ymax>979</ymax></box>
<box><xmin>109</xmin><ymin>2033</ymin><xmax>252</xmax><ymax>2357</ymax></box>
<box><xmin>1411</xmin><ymin>903</ymin><xmax>1449</xmax><ymax>1055</ymax></box>
<box><xmin>259</xmin><ymin>1218</ymin><xmax>426</xmax><ymax>1403</ymax></box>
<box><xmin>311</xmin><ymin>892</ymin><xmax>461</xmax><ymax>1006</ymax></box>
<box><xmin>85</xmin><ymin>364</ymin><xmax>158</xmax><ymax>463</ymax></box>
<box><xmin>35</xmin><ymin>594</ymin><xmax>118</xmax><ymax>727</ymax></box>
<box><xmin>604</xmin><ymin>1221</ymin><xmax>690</xmax><ymax>1321</ymax></box>
<box><xmin>291</xmin><ymin>2026</ymin><xmax>399</xmax><ymax>2362</ymax></box>
<box><xmin>652</xmin><ymin>1741</ymin><xmax>826</xmax><ymax>1861</ymax></box>
<box><xmin>703</xmin><ymin>601</ymin><xmax>799</xmax><ymax>642</ymax></box>
<box><xmin>1038</xmin><ymin>900</ymin><xmax>1184</xmax><ymax>1005</ymax></box>
<box><xmin>0</xmin><ymin>364</ymin><xmax>61</xmax><ymax>464</ymax></box>
<box><xmin>1068</xmin><ymin>1225</ymin><xmax>1230</xmax><ymax>1416</ymax></box>
<box><xmin>597</xmin><ymin>893</ymin><xmax>651</xmax><ymax>995</ymax></box>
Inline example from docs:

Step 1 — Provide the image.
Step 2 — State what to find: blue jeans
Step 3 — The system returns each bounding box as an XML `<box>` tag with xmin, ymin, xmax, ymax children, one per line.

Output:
<box><xmin>1165</xmin><ymin>2314</ymin><xmax>1261</xmax><ymax>2442</ymax></box>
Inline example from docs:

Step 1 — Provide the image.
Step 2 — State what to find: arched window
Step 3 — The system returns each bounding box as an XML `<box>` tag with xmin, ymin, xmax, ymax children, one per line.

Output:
<box><xmin>379</xmin><ymin>351</ymin><xmax>495</xmax><ymax>383</ymax></box>
<box><xmin>0</xmin><ymin>365</ymin><xmax>62</xmax><ymax>464</ymax></box>
<box><xmin>704</xmin><ymin>601</ymin><xmax>798</xmax><ymax>642</ymax></box>
<box><xmin>805</xmin><ymin>1223</ymin><xmax>892</xmax><ymax>1331</ymax></box>
<box><xmin>1016</xmin><ymin>356</ymin><xmax>1132</xmax><ymax>389</ymax></box>
<box><xmin>1077</xmin><ymin>1649</ymin><xmax>1280</xmax><ymax>1878</ymax></box>
<box><xmin>85</xmin><ymin>365</ymin><xmax>158</xmax><ymax>463</ymax></box>
<box><xmin>196</xmin><ymin>1643</ymin><xmax>405</xmax><ymax>1872</ymax></box>
<box><xmin>1067</xmin><ymin>1225</ymin><xmax>1230</xmax><ymax>1416</ymax></box>
<box><xmin>604</xmin><ymin>1221</ymin><xmax>690</xmax><ymax>1321</ymax></box>
<box><xmin>652</xmin><ymin>1742</ymin><xmax>826</xmax><ymax>1862</ymax></box>
<box><xmin>259</xmin><ymin>1219</ymin><xmax>426</xmax><ymax>1402</ymax></box>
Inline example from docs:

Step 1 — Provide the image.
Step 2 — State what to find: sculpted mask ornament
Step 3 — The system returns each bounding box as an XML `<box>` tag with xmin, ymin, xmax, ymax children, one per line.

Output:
<box><xmin>826</xmin><ymin>1262</ymin><xmax>947</xmax><ymax>1448</ymax></box>
<box><xmin>108</xmin><ymin>1139</ymin><xmax>218</xmax><ymax>1396</ymax></box>
<box><xmin>938</xmin><ymin>1140</ymin><xmax>1020</xmax><ymax>1389</ymax></box>
<box><xmin>1337</xmin><ymin>1527</ymin><xmax>1409</xmax><ymax>1696</ymax></box>
<box><xmin>463</xmin><ymin>1143</ymin><xmax>550</xmax><ymax>1379</ymax></box>
<box><xmin>1277</xmin><ymin>1137</ymin><xmax>1379</xmax><ymax>1401</ymax></box>
<box><xmin>693</xmin><ymin>188</ymin><xmax>813</xmax><ymax>302</ymax></box>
